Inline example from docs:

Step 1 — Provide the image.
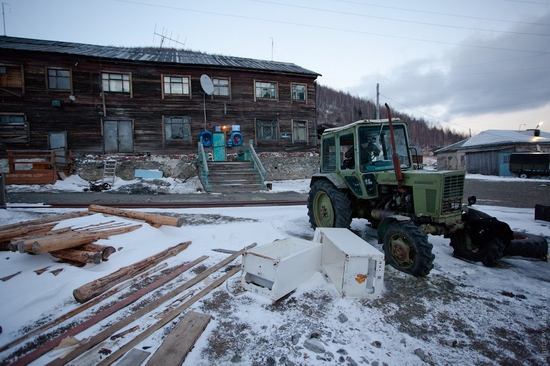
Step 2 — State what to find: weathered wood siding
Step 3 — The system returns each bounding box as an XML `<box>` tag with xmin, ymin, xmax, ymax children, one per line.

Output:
<box><xmin>0</xmin><ymin>49</ymin><xmax>317</xmax><ymax>155</ymax></box>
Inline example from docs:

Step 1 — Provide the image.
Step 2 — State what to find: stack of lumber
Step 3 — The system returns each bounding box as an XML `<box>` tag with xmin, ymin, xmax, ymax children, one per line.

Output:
<box><xmin>1</xmin><ymin>205</ymin><xmax>184</xmax><ymax>266</ymax></box>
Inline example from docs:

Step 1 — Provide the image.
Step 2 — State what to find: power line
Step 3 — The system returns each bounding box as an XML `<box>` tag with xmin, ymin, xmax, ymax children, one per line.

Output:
<box><xmin>328</xmin><ymin>0</ymin><xmax>550</xmax><ymax>27</ymax></box>
<box><xmin>252</xmin><ymin>0</ymin><xmax>550</xmax><ymax>37</ymax></box>
<box><xmin>114</xmin><ymin>0</ymin><xmax>550</xmax><ymax>55</ymax></box>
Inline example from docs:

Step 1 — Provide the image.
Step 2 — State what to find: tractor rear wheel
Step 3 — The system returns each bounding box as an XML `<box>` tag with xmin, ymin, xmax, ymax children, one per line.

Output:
<box><xmin>449</xmin><ymin>229</ymin><xmax>505</xmax><ymax>267</ymax></box>
<box><xmin>383</xmin><ymin>221</ymin><xmax>434</xmax><ymax>277</ymax></box>
<box><xmin>307</xmin><ymin>180</ymin><xmax>352</xmax><ymax>229</ymax></box>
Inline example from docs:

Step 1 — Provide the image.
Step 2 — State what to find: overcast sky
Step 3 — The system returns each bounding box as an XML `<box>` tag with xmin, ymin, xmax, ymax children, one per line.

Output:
<box><xmin>3</xmin><ymin>0</ymin><xmax>549</xmax><ymax>135</ymax></box>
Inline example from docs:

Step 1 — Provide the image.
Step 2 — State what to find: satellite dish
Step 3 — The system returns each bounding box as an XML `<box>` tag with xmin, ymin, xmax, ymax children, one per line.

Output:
<box><xmin>200</xmin><ymin>74</ymin><xmax>214</xmax><ymax>95</ymax></box>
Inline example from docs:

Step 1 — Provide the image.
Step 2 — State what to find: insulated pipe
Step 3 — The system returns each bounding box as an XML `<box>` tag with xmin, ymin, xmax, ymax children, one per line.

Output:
<box><xmin>385</xmin><ymin>103</ymin><xmax>403</xmax><ymax>188</ymax></box>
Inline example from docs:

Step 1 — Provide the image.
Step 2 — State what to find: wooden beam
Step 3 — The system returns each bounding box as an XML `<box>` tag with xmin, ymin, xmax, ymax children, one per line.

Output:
<box><xmin>43</xmin><ymin>245</ymin><xmax>254</xmax><ymax>366</ymax></box>
<box><xmin>73</xmin><ymin>241</ymin><xmax>191</xmax><ymax>303</ymax></box>
<box><xmin>145</xmin><ymin>311</ymin><xmax>212</xmax><ymax>366</ymax></box>
<box><xmin>88</xmin><ymin>205</ymin><xmax>184</xmax><ymax>228</ymax></box>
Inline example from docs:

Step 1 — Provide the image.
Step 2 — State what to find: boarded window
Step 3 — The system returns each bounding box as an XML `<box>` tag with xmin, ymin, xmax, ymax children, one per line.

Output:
<box><xmin>0</xmin><ymin>65</ymin><xmax>23</xmax><ymax>88</ymax></box>
<box><xmin>256</xmin><ymin>120</ymin><xmax>278</xmax><ymax>141</ymax></box>
<box><xmin>102</xmin><ymin>72</ymin><xmax>131</xmax><ymax>93</ymax></box>
<box><xmin>213</xmin><ymin>78</ymin><xmax>230</xmax><ymax>96</ymax></box>
<box><xmin>292</xmin><ymin>84</ymin><xmax>306</xmax><ymax>101</ymax></box>
<box><xmin>163</xmin><ymin>76</ymin><xmax>190</xmax><ymax>95</ymax></box>
<box><xmin>293</xmin><ymin>121</ymin><xmax>307</xmax><ymax>142</ymax></box>
<box><xmin>165</xmin><ymin>116</ymin><xmax>191</xmax><ymax>141</ymax></box>
<box><xmin>255</xmin><ymin>81</ymin><xmax>277</xmax><ymax>99</ymax></box>
<box><xmin>48</xmin><ymin>69</ymin><xmax>71</xmax><ymax>90</ymax></box>
<box><xmin>0</xmin><ymin>115</ymin><xmax>29</xmax><ymax>143</ymax></box>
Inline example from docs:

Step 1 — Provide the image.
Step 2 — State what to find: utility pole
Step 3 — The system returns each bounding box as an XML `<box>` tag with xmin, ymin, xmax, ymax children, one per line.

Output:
<box><xmin>376</xmin><ymin>83</ymin><xmax>380</xmax><ymax>119</ymax></box>
<box><xmin>2</xmin><ymin>3</ymin><xmax>9</xmax><ymax>36</ymax></box>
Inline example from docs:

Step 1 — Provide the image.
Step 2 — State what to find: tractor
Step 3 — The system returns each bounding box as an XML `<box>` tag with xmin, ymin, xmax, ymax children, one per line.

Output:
<box><xmin>307</xmin><ymin>104</ymin><xmax>513</xmax><ymax>276</ymax></box>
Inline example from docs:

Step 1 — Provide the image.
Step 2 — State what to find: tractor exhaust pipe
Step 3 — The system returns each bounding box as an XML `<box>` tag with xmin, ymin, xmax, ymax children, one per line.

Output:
<box><xmin>385</xmin><ymin>103</ymin><xmax>403</xmax><ymax>188</ymax></box>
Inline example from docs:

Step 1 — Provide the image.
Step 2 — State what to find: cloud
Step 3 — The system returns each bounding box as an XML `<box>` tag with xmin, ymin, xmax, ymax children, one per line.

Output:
<box><xmin>352</xmin><ymin>11</ymin><xmax>550</xmax><ymax>122</ymax></box>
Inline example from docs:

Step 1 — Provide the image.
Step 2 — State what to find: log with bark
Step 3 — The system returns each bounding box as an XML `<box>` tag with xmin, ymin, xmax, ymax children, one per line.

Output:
<box><xmin>0</xmin><ymin>211</ymin><xmax>90</xmax><ymax>241</ymax></box>
<box><xmin>88</xmin><ymin>204</ymin><xmax>183</xmax><ymax>228</ymax></box>
<box><xmin>72</xmin><ymin>241</ymin><xmax>192</xmax><ymax>303</ymax></box>
<box><xmin>77</xmin><ymin>243</ymin><xmax>116</xmax><ymax>261</ymax></box>
<box><xmin>28</xmin><ymin>224</ymin><xmax>141</xmax><ymax>255</ymax></box>
<box><xmin>50</xmin><ymin>249</ymin><xmax>103</xmax><ymax>264</ymax></box>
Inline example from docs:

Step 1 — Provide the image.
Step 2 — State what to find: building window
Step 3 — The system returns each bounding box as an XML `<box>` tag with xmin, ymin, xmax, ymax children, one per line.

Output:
<box><xmin>213</xmin><ymin>78</ymin><xmax>230</xmax><ymax>96</ymax></box>
<box><xmin>292</xmin><ymin>84</ymin><xmax>306</xmax><ymax>101</ymax></box>
<box><xmin>48</xmin><ymin>68</ymin><xmax>71</xmax><ymax>90</ymax></box>
<box><xmin>102</xmin><ymin>72</ymin><xmax>131</xmax><ymax>93</ymax></box>
<box><xmin>164</xmin><ymin>116</ymin><xmax>191</xmax><ymax>141</ymax></box>
<box><xmin>0</xmin><ymin>65</ymin><xmax>23</xmax><ymax>89</ymax></box>
<box><xmin>163</xmin><ymin>76</ymin><xmax>190</xmax><ymax>95</ymax></box>
<box><xmin>0</xmin><ymin>114</ymin><xmax>29</xmax><ymax>143</ymax></box>
<box><xmin>256</xmin><ymin>119</ymin><xmax>278</xmax><ymax>141</ymax></box>
<box><xmin>293</xmin><ymin>120</ymin><xmax>308</xmax><ymax>142</ymax></box>
<box><xmin>255</xmin><ymin>81</ymin><xmax>277</xmax><ymax>99</ymax></box>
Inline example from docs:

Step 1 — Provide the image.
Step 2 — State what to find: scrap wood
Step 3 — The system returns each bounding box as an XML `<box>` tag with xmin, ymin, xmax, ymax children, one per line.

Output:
<box><xmin>110</xmin><ymin>325</ymin><xmax>140</xmax><ymax>341</ymax></box>
<box><xmin>78</xmin><ymin>243</ymin><xmax>116</xmax><ymax>261</ymax></box>
<box><xmin>2</xmin><ymin>223</ymin><xmax>58</xmax><ymax>249</ymax></box>
<box><xmin>9</xmin><ymin>255</ymin><xmax>207</xmax><ymax>366</ymax></box>
<box><xmin>31</xmin><ymin>224</ymin><xmax>142</xmax><ymax>255</ymax></box>
<box><xmin>0</xmin><ymin>211</ymin><xmax>90</xmax><ymax>238</ymax></box>
<box><xmin>0</xmin><ymin>262</ymin><xmax>169</xmax><ymax>354</ymax></box>
<box><xmin>116</xmin><ymin>349</ymin><xmax>151</xmax><ymax>366</ymax></box>
<box><xmin>50</xmin><ymin>249</ymin><xmax>102</xmax><ymax>265</ymax></box>
<box><xmin>146</xmin><ymin>311</ymin><xmax>213</xmax><ymax>366</ymax></box>
<box><xmin>154</xmin><ymin>291</ymin><xmax>194</xmax><ymax>319</ymax></box>
<box><xmin>44</xmin><ymin>245</ymin><xmax>254</xmax><ymax>366</ymax></box>
<box><xmin>88</xmin><ymin>204</ymin><xmax>184</xmax><ymax>228</ymax></box>
<box><xmin>211</xmin><ymin>248</ymin><xmax>238</xmax><ymax>254</ymax></box>
<box><xmin>34</xmin><ymin>266</ymin><xmax>51</xmax><ymax>275</ymax></box>
<box><xmin>0</xmin><ymin>271</ymin><xmax>21</xmax><ymax>281</ymax></box>
<box><xmin>50</xmin><ymin>269</ymin><xmax>63</xmax><ymax>276</ymax></box>
<box><xmin>73</xmin><ymin>241</ymin><xmax>192</xmax><ymax>304</ymax></box>
<box><xmin>99</xmin><ymin>267</ymin><xmax>239</xmax><ymax>366</ymax></box>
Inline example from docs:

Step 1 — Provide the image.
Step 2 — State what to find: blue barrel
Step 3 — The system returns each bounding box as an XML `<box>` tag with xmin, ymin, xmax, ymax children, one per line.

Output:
<box><xmin>199</xmin><ymin>131</ymin><xmax>213</xmax><ymax>147</ymax></box>
<box><xmin>230</xmin><ymin>131</ymin><xmax>243</xmax><ymax>147</ymax></box>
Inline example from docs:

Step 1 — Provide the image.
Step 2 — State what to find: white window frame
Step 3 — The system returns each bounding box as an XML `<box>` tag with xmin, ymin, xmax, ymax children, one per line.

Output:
<box><xmin>162</xmin><ymin>75</ymin><xmax>191</xmax><ymax>98</ymax></box>
<box><xmin>101</xmin><ymin>72</ymin><xmax>132</xmax><ymax>95</ymax></box>
<box><xmin>254</xmin><ymin>81</ymin><xmax>277</xmax><ymax>101</ymax></box>
<box><xmin>291</xmin><ymin>83</ymin><xmax>307</xmax><ymax>102</ymax></box>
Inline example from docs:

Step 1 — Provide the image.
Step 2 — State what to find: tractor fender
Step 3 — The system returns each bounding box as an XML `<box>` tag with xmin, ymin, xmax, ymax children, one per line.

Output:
<box><xmin>377</xmin><ymin>215</ymin><xmax>412</xmax><ymax>244</ymax></box>
<box><xmin>310</xmin><ymin>173</ymin><xmax>347</xmax><ymax>189</ymax></box>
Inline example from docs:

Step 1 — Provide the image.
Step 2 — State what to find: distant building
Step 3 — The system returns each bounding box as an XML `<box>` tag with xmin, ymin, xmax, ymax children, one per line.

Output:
<box><xmin>0</xmin><ymin>36</ymin><xmax>320</xmax><ymax>156</ymax></box>
<box><xmin>434</xmin><ymin>129</ymin><xmax>550</xmax><ymax>176</ymax></box>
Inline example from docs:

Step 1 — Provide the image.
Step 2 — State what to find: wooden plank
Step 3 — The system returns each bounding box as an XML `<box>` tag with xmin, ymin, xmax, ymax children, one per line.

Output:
<box><xmin>0</xmin><ymin>263</ymin><xmax>168</xmax><ymax>354</ymax></box>
<box><xmin>8</xmin><ymin>256</ymin><xmax>207</xmax><ymax>366</ymax></box>
<box><xmin>43</xmin><ymin>245</ymin><xmax>254</xmax><ymax>366</ymax></box>
<box><xmin>146</xmin><ymin>311</ymin><xmax>212</xmax><ymax>366</ymax></box>
<box><xmin>73</xmin><ymin>241</ymin><xmax>190</xmax><ymax>303</ymax></box>
<box><xmin>116</xmin><ymin>349</ymin><xmax>151</xmax><ymax>366</ymax></box>
<box><xmin>97</xmin><ymin>266</ymin><xmax>240</xmax><ymax>366</ymax></box>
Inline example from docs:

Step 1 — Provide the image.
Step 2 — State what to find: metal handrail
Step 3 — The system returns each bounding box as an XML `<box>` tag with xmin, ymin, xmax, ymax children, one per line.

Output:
<box><xmin>197</xmin><ymin>142</ymin><xmax>211</xmax><ymax>191</ymax></box>
<box><xmin>248</xmin><ymin>140</ymin><xmax>267</xmax><ymax>187</ymax></box>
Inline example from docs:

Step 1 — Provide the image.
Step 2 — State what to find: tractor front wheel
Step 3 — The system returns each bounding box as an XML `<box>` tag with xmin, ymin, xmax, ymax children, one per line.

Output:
<box><xmin>307</xmin><ymin>180</ymin><xmax>352</xmax><ymax>229</ymax></box>
<box><xmin>383</xmin><ymin>221</ymin><xmax>434</xmax><ymax>277</ymax></box>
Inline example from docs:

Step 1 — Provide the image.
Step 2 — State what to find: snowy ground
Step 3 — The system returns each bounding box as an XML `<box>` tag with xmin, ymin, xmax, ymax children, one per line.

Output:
<box><xmin>1</xmin><ymin>177</ymin><xmax>549</xmax><ymax>365</ymax></box>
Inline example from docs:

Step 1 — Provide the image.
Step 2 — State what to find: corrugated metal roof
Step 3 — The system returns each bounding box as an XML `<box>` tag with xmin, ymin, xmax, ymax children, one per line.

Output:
<box><xmin>0</xmin><ymin>36</ymin><xmax>320</xmax><ymax>76</ymax></box>
<box><xmin>435</xmin><ymin>129</ymin><xmax>550</xmax><ymax>153</ymax></box>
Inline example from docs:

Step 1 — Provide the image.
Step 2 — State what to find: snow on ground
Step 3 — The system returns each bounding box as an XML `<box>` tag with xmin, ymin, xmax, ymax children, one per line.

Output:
<box><xmin>1</xmin><ymin>178</ymin><xmax>549</xmax><ymax>365</ymax></box>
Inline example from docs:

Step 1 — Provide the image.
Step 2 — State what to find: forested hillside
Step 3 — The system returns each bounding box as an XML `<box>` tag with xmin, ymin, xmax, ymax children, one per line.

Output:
<box><xmin>316</xmin><ymin>84</ymin><xmax>467</xmax><ymax>150</ymax></box>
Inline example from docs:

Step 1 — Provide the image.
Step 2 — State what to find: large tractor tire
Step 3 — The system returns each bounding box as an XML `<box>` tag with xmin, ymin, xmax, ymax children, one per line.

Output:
<box><xmin>504</xmin><ymin>232</ymin><xmax>548</xmax><ymax>259</ymax></box>
<box><xmin>449</xmin><ymin>229</ymin><xmax>505</xmax><ymax>267</ymax></box>
<box><xmin>307</xmin><ymin>180</ymin><xmax>352</xmax><ymax>229</ymax></box>
<box><xmin>383</xmin><ymin>221</ymin><xmax>435</xmax><ymax>277</ymax></box>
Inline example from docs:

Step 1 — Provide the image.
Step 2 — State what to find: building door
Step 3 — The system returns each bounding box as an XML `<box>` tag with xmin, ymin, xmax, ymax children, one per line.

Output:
<box><xmin>213</xmin><ymin>132</ymin><xmax>226</xmax><ymax>161</ymax></box>
<box><xmin>103</xmin><ymin>120</ymin><xmax>133</xmax><ymax>153</ymax></box>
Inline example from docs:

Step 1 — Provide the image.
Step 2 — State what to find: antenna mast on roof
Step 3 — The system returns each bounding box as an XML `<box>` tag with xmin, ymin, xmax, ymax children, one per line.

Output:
<box><xmin>153</xmin><ymin>24</ymin><xmax>186</xmax><ymax>48</ymax></box>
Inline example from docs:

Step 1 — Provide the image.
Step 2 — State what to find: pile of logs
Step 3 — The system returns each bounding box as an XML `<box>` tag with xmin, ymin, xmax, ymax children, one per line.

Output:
<box><xmin>0</xmin><ymin>205</ymin><xmax>184</xmax><ymax>266</ymax></box>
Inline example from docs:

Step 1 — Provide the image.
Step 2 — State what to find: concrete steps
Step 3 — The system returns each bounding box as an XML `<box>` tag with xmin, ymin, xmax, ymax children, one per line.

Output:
<box><xmin>207</xmin><ymin>161</ymin><xmax>267</xmax><ymax>193</ymax></box>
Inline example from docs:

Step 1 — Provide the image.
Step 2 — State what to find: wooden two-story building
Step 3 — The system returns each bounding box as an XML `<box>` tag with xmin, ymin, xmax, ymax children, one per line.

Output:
<box><xmin>0</xmin><ymin>36</ymin><xmax>320</xmax><ymax>157</ymax></box>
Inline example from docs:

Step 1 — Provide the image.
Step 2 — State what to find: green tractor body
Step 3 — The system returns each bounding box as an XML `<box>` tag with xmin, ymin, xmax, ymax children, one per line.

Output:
<box><xmin>308</xmin><ymin>117</ymin><xmax>513</xmax><ymax>276</ymax></box>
